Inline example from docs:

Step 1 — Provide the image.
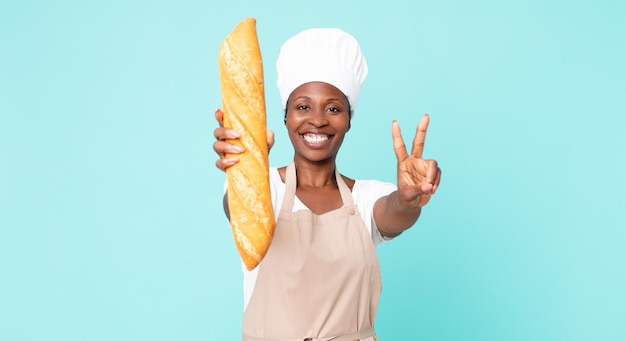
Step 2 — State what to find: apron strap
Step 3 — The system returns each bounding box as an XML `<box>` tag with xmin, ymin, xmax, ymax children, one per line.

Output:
<box><xmin>243</xmin><ymin>326</ymin><xmax>375</xmax><ymax>341</ymax></box>
<box><xmin>334</xmin><ymin>166</ymin><xmax>355</xmax><ymax>207</ymax></box>
<box><xmin>281</xmin><ymin>161</ymin><xmax>298</xmax><ymax>212</ymax></box>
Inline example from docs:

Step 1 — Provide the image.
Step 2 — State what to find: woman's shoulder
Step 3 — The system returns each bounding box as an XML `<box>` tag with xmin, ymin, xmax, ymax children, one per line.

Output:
<box><xmin>269</xmin><ymin>167</ymin><xmax>283</xmax><ymax>180</ymax></box>
<box><xmin>270</xmin><ymin>166</ymin><xmax>285</xmax><ymax>185</ymax></box>
<box><xmin>352</xmin><ymin>178</ymin><xmax>397</xmax><ymax>199</ymax></box>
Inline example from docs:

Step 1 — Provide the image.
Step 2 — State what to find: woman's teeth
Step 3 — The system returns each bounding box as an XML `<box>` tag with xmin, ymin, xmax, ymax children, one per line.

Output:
<box><xmin>303</xmin><ymin>134</ymin><xmax>329</xmax><ymax>144</ymax></box>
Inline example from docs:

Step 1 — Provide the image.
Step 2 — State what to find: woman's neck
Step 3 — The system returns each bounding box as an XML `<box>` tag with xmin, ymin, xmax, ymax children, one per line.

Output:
<box><xmin>293</xmin><ymin>159</ymin><xmax>337</xmax><ymax>188</ymax></box>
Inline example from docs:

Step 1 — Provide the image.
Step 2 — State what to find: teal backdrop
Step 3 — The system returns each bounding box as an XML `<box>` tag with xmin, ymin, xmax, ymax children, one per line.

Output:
<box><xmin>1</xmin><ymin>0</ymin><xmax>625</xmax><ymax>340</ymax></box>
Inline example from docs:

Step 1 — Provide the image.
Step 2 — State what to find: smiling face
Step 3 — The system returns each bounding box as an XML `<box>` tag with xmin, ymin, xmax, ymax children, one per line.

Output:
<box><xmin>284</xmin><ymin>81</ymin><xmax>351</xmax><ymax>165</ymax></box>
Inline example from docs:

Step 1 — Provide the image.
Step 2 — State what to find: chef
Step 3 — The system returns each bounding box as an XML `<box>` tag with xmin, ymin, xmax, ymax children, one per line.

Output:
<box><xmin>214</xmin><ymin>27</ymin><xmax>441</xmax><ymax>341</ymax></box>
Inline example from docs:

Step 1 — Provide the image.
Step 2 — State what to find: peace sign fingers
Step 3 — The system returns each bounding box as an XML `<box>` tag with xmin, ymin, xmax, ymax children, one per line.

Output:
<box><xmin>392</xmin><ymin>120</ymin><xmax>409</xmax><ymax>161</ymax></box>
<box><xmin>391</xmin><ymin>114</ymin><xmax>441</xmax><ymax>204</ymax></box>
<box><xmin>411</xmin><ymin>114</ymin><xmax>430</xmax><ymax>159</ymax></box>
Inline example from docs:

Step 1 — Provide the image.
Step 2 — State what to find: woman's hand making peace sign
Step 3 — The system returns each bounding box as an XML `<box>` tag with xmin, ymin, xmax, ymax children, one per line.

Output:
<box><xmin>373</xmin><ymin>114</ymin><xmax>441</xmax><ymax>237</ymax></box>
<box><xmin>392</xmin><ymin>114</ymin><xmax>441</xmax><ymax>209</ymax></box>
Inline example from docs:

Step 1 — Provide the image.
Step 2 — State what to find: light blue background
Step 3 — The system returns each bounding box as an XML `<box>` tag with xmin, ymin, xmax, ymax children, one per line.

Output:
<box><xmin>1</xmin><ymin>0</ymin><xmax>625</xmax><ymax>340</ymax></box>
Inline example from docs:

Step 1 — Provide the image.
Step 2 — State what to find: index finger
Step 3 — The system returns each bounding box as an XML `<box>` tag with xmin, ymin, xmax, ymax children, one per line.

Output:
<box><xmin>412</xmin><ymin>114</ymin><xmax>430</xmax><ymax>158</ymax></box>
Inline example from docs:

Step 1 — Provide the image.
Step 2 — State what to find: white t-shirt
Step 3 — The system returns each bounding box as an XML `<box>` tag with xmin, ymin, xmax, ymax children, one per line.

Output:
<box><xmin>233</xmin><ymin>167</ymin><xmax>397</xmax><ymax>311</ymax></box>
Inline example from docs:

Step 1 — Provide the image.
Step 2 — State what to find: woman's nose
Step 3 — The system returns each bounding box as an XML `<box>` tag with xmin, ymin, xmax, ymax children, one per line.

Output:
<box><xmin>308</xmin><ymin>109</ymin><xmax>328</xmax><ymax>127</ymax></box>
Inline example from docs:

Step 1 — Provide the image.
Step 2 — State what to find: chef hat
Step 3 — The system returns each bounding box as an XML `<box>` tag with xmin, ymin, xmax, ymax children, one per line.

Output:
<box><xmin>276</xmin><ymin>28</ymin><xmax>368</xmax><ymax>113</ymax></box>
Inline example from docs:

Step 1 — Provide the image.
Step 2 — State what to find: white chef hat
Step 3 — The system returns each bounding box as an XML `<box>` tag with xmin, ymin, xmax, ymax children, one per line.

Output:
<box><xmin>276</xmin><ymin>28</ymin><xmax>368</xmax><ymax>113</ymax></box>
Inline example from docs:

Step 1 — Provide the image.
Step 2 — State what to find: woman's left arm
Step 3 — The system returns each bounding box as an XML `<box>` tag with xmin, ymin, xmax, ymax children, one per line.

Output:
<box><xmin>373</xmin><ymin>114</ymin><xmax>442</xmax><ymax>238</ymax></box>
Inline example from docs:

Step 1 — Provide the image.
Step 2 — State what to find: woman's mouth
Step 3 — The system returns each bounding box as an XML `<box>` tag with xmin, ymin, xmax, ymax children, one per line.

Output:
<box><xmin>302</xmin><ymin>133</ymin><xmax>331</xmax><ymax>147</ymax></box>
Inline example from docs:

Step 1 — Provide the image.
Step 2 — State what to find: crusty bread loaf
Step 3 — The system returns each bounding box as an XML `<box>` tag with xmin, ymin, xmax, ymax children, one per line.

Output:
<box><xmin>218</xmin><ymin>18</ymin><xmax>275</xmax><ymax>271</ymax></box>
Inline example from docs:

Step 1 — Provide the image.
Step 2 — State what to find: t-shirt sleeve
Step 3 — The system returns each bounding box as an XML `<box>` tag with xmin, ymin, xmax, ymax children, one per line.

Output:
<box><xmin>353</xmin><ymin>179</ymin><xmax>397</xmax><ymax>247</ymax></box>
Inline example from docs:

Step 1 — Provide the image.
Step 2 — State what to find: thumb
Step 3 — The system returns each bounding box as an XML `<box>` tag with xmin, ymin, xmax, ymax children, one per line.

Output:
<box><xmin>420</xmin><ymin>183</ymin><xmax>434</xmax><ymax>194</ymax></box>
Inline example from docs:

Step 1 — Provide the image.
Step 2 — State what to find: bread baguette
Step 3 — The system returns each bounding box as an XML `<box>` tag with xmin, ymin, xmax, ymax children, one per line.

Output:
<box><xmin>218</xmin><ymin>18</ymin><xmax>275</xmax><ymax>271</ymax></box>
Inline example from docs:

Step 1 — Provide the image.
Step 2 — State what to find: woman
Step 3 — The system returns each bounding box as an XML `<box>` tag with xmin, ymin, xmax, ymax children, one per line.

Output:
<box><xmin>214</xmin><ymin>27</ymin><xmax>441</xmax><ymax>341</ymax></box>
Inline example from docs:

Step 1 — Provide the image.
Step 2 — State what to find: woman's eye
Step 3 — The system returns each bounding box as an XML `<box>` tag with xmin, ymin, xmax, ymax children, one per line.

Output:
<box><xmin>297</xmin><ymin>104</ymin><xmax>308</xmax><ymax>110</ymax></box>
<box><xmin>327</xmin><ymin>107</ymin><xmax>340</xmax><ymax>113</ymax></box>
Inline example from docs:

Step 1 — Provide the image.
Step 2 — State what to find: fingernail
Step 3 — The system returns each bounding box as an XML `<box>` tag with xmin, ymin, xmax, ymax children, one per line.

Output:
<box><xmin>231</xmin><ymin>145</ymin><xmax>244</xmax><ymax>153</ymax></box>
<box><xmin>432</xmin><ymin>184</ymin><xmax>438</xmax><ymax>194</ymax></box>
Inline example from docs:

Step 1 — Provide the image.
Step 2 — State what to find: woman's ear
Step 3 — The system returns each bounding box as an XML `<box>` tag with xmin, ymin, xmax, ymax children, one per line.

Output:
<box><xmin>346</xmin><ymin>111</ymin><xmax>352</xmax><ymax>132</ymax></box>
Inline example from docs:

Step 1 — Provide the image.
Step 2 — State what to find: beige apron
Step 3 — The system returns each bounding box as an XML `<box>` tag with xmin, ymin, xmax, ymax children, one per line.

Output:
<box><xmin>242</xmin><ymin>162</ymin><xmax>382</xmax><ymax>341</ymax></box>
